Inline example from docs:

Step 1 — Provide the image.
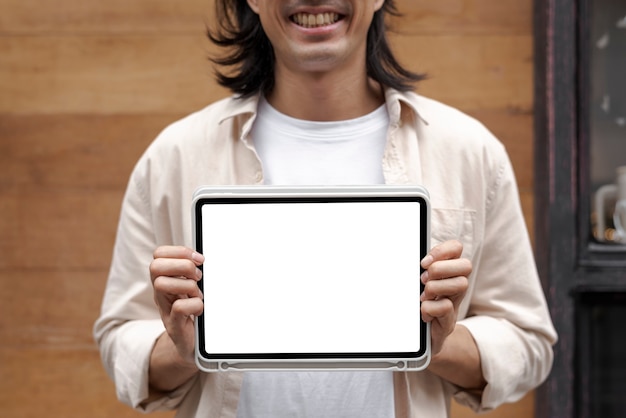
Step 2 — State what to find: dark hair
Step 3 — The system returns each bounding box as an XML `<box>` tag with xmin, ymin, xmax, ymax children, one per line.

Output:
<box><xmin>208</xmin><ymin>0</ymin><xmax>425</xmax><ymax>97</ymax></box>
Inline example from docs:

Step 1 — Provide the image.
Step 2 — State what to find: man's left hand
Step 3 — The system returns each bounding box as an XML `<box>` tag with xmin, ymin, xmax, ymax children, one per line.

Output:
<box><xmin>420</xmin><ymin>240</ymin><xmax>471</xmax><ymax>355</ymax></box>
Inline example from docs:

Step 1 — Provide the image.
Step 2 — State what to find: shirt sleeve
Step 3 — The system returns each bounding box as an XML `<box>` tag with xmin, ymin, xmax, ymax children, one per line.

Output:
<box><xmin>453</xmin><ymin>150</ymin><xmax>558</xmax><ymax>412</ymax></box>
<box><xmin>93</xmin><ymin>160</ymin><xmax>194</xmax><ymax>412</ymax></box>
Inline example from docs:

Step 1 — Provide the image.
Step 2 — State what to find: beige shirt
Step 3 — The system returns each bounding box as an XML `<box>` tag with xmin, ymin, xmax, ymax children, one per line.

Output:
<box><xmin>94</xmin><ymin>88</ymin><xmax>557</xmax><ymax>418</ymax></box>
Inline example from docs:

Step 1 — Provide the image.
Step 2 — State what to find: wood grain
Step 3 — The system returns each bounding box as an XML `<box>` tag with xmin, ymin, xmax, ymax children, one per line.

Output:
<box><xmin>0</xmin><ymin>108</ymin><xmax>534</xmax><ymax>271</ymax></box>
<box><xmin>0</xmin><ymin>0</ymin><xmax>210</xmax><ymax>34</ymax></box>
<box><xmin>0</xmin><ymin>0</ymin><xmax>529</xmax><ymax>36</ymax></box>
<box><xmin>0</xmin><ymin>348</ymin><xmax>174</xmax><ymax>418</ymax></box>
<box><xmin>0</xmin><ymin>189</ymin><xmax>121</xmax><ymax>270</ymax></box>
<box><xmin>0</xmin><ymin>35</ymin><xmax>228</xmax><ymax>115</ymax></box>
<box><xmin>0</xmin><ymin>114</ymin><xmax>177</xmax><ymax>191</ymax></box>
<box><xmin>392</xmin><ymin>0</ymin><xmax>532</xmax><ymax>35</ymax></box>
<box><xmin>0</xmin><ymin>270</ymin><xmax>106</xmax><ymax>348</ymax></box>
<box><xmin>393</xmin><ymin>35</ymin><xmax>534</xmax><ymax>111</ymax></box>
<box><xmin>0</xmin><ymin>0</ymin><xmax>538</xmax><ymax>417</ymax></box>
<box><xmin>0</xmin><ymin>34</ymin><xmax>530</xmax><ymax>115</ymax></box>
<box><xmin>0</xmin><ymin>109</ymin><xmax>532</xmax><ymax>191</ymax></box>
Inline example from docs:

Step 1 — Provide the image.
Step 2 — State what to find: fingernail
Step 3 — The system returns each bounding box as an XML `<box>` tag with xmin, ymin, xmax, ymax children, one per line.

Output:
<box><xmin>421</xmin><ymin>254</ymin><xmax>433</xmax><ymax>268</ymax></box>
<box><xmin>192</xmin><ymin>251</ymin><xmax>205</xmax><ymax>264</ymax></box>
<box><xmin>196</xmin><ymin>268</ymin><xmax>203</xmax><ymax>280</ymax></box>
<box><xmin>421</xmin><ymin>270</ymin><xmax>429</xmax><ymax>283</ymax></box>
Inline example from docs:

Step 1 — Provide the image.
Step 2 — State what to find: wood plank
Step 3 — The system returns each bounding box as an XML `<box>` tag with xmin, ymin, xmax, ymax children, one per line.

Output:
<box><xmin>392</xmin><ymin>34</ymin><xmax>534</xmax><ymax>111</ymax></box>
<box><xmin>0</xmin><ymin>35</ymin><xmax>229</xmax><ymax>115</ymax></box>
<box><xmin>0</xmin><ymin>196</ymin><xmax>18</xmax><ymax>267</ymax></box>
<box><xmin>1</xmin><ymin>35</ymin><xmax>531</xmax><ymax>114</ymax></box>
<box><xmin>0</xmin><ymin>105</ymin><xmax>533</xmax><ymax>269</ymax></box>
<box><xmin>0</xmin><ymin>109</ymin><xmax>532</xmax><ymax>193</ymax></box>
<box><xmin>0</xmin><ymin>348</ymin><xmax>174</xmax><ymax>418</ymax></box>
<box><xmin>0</xmin><ymin>270</ymin><xmax>109</xmax><ymax>348</ymax></box>
<box><xmin>0</xmin><ymin>0</ymin><xmax>529</xmax><ymax>36</ymax></box>
<box><xmin>0</xmin><ymin>114</ymin><xmax>177</xmax><ymax>191</ymax></box>
<box><xmin>393</xmin><ymin>0</ymin><xmax>532</xmax><ymax>35</ymax></box>
<box><xmin>0</xmin><ymin>111</ymin><xmax>532</xmax><ymax>192</ymax></box>
<box><xmin>0</xmin><ymin>113</ymin><xmax>185</xmax><ymax>270</ymax></box>
<box><xmin>6</xmin><ymin>349</ymin><xmax>532</xmax><ymax>418</ymax></box>
<box><xmin>0</xmin><ymin>192</ymin><xmax>536</xmax><ymax>293</ymax></box>
<box><xmin>0</xmin><ymin>346</ymin><xmax>535</xmax><ymax>418</ymax></box>
<box><xmin>0</xmin><ymin>0</ymin><xmax>210</xmax><ymax>34</ymax></box>
<box><xmin>0</xmin><ymin>1</ymin><xmax>539</xmax><ymax>418</ymax></box>
<box><xmin>0</xmin><ymin>190</ymin><xmax>122</xmax><ymax>270</ymax></box>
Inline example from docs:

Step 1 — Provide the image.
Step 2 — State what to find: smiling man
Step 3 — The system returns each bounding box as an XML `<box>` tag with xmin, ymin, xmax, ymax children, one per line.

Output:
<box><xmin>247</xmin><ymin>0</ymin><xmax>385</xmax><ymax>121</ymax></box>
<box><xmin>94</xmin><ymin>1</ymin><xmax>557</xmax><ymax>417</ymax></box>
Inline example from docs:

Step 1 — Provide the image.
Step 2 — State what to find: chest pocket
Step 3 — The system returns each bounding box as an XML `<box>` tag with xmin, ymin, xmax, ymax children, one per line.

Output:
<box><xmin>430</xmin><ymin>208</ymin><xmax>476</xmax><ymax>262</ymax></box>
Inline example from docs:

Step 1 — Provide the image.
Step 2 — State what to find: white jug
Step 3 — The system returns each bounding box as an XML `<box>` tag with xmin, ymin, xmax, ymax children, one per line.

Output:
<box><xmin>595</xmin><ymin>165</ymin><xmax>626</xmax><ymax>243</ymax></box>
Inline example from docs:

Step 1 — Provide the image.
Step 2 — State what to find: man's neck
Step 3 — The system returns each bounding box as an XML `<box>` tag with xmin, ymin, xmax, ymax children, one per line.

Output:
<box><xmin>266</xmin><ymin>68</ymin><xmax>385</xmax><ymax>122</ymax></box>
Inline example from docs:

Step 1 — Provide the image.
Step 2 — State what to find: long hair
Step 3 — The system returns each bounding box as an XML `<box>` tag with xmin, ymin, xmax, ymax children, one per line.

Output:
<box><xmin>208</xmin><ymin>0</ymin><xmax>424</xmax><ymax>97</ymax></box>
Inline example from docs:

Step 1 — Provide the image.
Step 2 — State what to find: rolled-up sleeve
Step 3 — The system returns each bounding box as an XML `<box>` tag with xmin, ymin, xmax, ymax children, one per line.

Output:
<box><xmin>456</xmin><ymin>316</ymin><xmax>555</xmax><ymax>411</ymax></box>
<box><xmin>93</xmin><ymin>157</ymin><xmax>192</xmax><ymax>412</ymax></box>
<box><xmin>453</xmin><ymin>149</ymin><xmax>557</xmax><ymax>412</ymax></box>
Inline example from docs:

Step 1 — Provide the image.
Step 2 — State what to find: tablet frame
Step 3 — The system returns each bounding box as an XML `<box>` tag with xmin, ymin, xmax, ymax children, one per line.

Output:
<box><xmin>192</xmin><ymin>185</ymin><xmax>430</xmax><ymax>372</ymax></box>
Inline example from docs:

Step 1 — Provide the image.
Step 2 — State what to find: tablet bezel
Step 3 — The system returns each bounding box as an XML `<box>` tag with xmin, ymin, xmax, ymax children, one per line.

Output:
<box><xmin>192</xmin><ymin>185</ymin><xmax>430</xmax><ymax>372</ymax></box>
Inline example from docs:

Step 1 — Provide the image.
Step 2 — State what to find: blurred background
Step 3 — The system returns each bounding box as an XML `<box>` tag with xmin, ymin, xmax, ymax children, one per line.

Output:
<box><xmin>0</xmin><ymin>1</ymin><xmax>536</xmax><ymax>416</ymax></box>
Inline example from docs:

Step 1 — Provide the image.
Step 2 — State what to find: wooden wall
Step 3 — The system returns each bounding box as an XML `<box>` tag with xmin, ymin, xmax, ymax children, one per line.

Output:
<box><xmin>0</xmin><ymin>1</ymin><xmax>535</xmax><ymax>417</ymax></box>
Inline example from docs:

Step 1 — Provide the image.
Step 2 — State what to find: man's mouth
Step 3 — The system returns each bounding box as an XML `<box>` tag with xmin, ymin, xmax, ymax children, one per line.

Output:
<box><xmin>291</xmin><ymin>12</ymin><xmax>342</xmax><ymax>28</ymax></box>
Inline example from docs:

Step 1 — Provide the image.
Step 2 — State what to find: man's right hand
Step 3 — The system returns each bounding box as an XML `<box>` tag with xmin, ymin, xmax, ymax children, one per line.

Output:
<box><xmin>148</xmin><ymin>246</ymin><xmax>204</xmax><ymax>391</ymax></box>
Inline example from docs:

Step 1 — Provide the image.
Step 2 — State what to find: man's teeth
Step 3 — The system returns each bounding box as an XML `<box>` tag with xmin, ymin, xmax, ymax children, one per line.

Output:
<box><xmin>292</xmin><ymin>12</ymin><xmax>340</xmax><ymax>28</ymax></box>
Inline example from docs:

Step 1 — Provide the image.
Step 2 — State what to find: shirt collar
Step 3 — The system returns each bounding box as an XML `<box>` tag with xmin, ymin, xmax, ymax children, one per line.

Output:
<box><xmin>218</xmin><ymin>94</ymin><xmax>260</xmax><ymax>126</ymax></box>
<box><xmin>216</xmin><ymin>87</ymin><xmax>429</xmax><ymax>128</ymax></box>
<box><xmin>384</xmin><ymin>88</ymin><xmax>430</xmax><ymax>127</ymax></box>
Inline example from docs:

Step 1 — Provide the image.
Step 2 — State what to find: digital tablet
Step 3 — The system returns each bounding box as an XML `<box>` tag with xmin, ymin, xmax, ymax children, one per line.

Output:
<box><xmin>192</xmin><ymin>185</ymin><xmax>430</xmax><ymax>372</ymax></box>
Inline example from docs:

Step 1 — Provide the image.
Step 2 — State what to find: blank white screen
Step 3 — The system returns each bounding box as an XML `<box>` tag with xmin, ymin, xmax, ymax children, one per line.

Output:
<box><xmin>201</xmin><ymin>201</ymin><xmax>421</xmax><ymax>355</ymax></box>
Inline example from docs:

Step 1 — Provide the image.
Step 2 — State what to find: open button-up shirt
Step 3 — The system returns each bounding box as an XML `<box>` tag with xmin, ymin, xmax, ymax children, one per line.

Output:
<box><xmin>94</xmin><ymin>88</ymin><xmax>557</xmax><ymax>418</ymax></box>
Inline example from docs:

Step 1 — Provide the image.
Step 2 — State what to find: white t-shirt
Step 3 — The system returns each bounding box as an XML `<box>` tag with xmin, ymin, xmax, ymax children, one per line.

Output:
<box><xmin>251</xmin><ymin>97</ymin><xmax>389</xmax><ymax>185</ymax></box>
<box><xmin>236</xmin><ymin>98</ymin><xmax>394</xmax><ymax>418</ymax></box>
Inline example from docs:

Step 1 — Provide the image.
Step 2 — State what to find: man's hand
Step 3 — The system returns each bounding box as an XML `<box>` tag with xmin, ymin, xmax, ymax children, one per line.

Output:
<box><xmin>421</xmin><ymin>240</ymin><xmax>485</xmax><ymax>390</ymax></box>
<box><xmin>420</xmin><ymin>240</ymin><xmax>471</xmax><ymax>355</ymax></box>
<box><xmin>148</xmin><ymin>246</ymin><xmax>204</xmax><ymax>391</ymax></box>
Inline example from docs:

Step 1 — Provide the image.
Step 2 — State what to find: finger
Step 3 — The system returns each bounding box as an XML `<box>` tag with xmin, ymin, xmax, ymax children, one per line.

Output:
<box><xmin>170</xmin><ymin>297</ymin><xmax>204</xmax><ymax>324</ymax></box>
<box><xmin>167</xmin><ymin>297</ymin><xmax>204</xmax><ymax>341</ymax></box>
<box><xmin>421</xmin><ymin>240</ymin><xmax>463</xmax><ymax>268</ymax></box>
<box><xmin>422</xmin><ymin>300</ymin><xmax>457</xmax><ymax>355</ymax></box>
<box><xmin>153</xmin><ymin>245</ymin><xmax>205</xmax><ymax>265</ymax></box>
<box><xmin>150</xmin><ymin>257</ymin><xmax>203</xmax><ymax>283</ymax></box>
<box><xmin>153</xmin><ymin>275</ymin><xmax>204</xmax><ymax>300</ymax></box>
<box><xmin>421</xmin><ymin>298</ymin><xmax>455</xmax><ymax>323</ymax></box>
<box><xmin>421</xmin><ymin>257</ymin><xmax>472</xmax><ymax>283</ymax></box>
<box><xmin>421</xmin><ymin>275</ymin><xmax>468</xmax><ymax>302</ymax></box>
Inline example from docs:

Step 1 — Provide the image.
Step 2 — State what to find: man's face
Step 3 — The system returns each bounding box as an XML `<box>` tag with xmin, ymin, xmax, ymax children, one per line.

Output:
<box><xmin>246</xmin><ymin>0</ymin><xmax>385</xmax><ymax>77</ymax></box>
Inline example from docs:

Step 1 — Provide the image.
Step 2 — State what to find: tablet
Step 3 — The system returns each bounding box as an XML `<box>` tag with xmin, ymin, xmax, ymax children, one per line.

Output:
<box><xmin>192</xmin><ymin>185</ymin><xmax>430</xmax><ymax>372</ymax></box>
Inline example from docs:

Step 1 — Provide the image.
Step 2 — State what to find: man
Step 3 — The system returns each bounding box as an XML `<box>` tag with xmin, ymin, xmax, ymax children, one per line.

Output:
<box><xmin>94</xmin><ymin>1</ymin><xmax>557</xmax><ymax>417</ymax></box>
